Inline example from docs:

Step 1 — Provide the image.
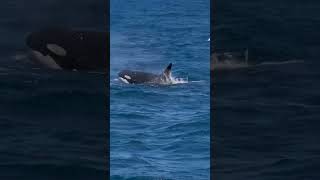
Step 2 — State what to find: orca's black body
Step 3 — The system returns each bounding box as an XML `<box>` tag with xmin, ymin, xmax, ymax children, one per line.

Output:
<box><xmin>118</xmin><ymin>63</ymin><xmax>172</xmax><ymax>84</ymax></box>
<box><xmin>26</xmin><ymin>28</ymin><xmax>109</xmax><ymax>72</ymax></box>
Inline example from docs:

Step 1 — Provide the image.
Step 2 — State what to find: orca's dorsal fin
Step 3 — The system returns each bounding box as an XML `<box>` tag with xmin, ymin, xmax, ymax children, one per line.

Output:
<box><xmin>163</xmin><ymin>63</ymin><xmax>172</xmax><ymax>77</ymax></box>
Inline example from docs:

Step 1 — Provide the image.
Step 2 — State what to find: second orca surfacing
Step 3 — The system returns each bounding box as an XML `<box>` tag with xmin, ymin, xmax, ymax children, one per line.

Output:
<box><xmin>118</xmin><ymin>63</ymin><xmax>173</xmax><ymax>85</ymax></box>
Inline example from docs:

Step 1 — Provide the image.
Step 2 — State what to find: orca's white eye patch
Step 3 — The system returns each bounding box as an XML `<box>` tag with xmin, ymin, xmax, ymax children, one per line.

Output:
<box><xmin>46</xmin><ymin>44</ymin><xmax>67</xmax><ymax>56</ymax></box>
<box><xmin>124</xmin><ymin>75</ymin><xmax>131</xmax><ymax>80</ymax></box>
<box><xmin>119</xmin><ymin>77</ymin><xmax>129</xmax><ymax>84</ymax></box>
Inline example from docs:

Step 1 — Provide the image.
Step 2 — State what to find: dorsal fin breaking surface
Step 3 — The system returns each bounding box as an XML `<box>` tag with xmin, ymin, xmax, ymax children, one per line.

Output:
<box><xmin>163</xmin><ymin>63</ymin><xmax>172</xmax><ymax>77</ymax></box>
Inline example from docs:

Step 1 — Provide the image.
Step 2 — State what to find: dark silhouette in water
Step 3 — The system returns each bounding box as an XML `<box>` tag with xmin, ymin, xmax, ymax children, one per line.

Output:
<box><xmin>26</xmin><ymin>28</ymin><xmax>109</xmax><ymax>72</ymax></box>
<box><xmin>118</xmin><ymin>63</ymin><xmax>173</xmax><ymax>84</ymax></box>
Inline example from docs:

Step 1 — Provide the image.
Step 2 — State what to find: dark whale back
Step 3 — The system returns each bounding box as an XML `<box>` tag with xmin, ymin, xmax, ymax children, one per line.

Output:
<box><xmin>118</xmin><ymin>70</ymin><xmax>159</xmax><ymax>84</ymax></box>
<box><xmin>118</xmin><ymin>63</ymin><xmax>173</xmax><ymax>84</ymax></box>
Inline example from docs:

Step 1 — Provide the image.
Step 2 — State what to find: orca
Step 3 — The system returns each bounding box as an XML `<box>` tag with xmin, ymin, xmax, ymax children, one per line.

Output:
<box><xmin>118</xmin><ymin>63</ymin><xmax>173</xmax><ymax>84</ymax></box>
<box><xmin>211</xmin><ymin>49</ymin><xmax>249</xmax><ymax>70</ymax></box>
<box><xmin>25</xmin><ymin>28</ymin><xmax>109</xmax><ymax>72</ymax></box>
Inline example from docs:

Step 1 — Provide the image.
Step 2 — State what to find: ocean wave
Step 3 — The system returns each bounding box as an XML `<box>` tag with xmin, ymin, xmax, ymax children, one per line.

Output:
<box><xmin>212</xmin><ymin>59</ymin><xmax>304</xmax><ymax>71</ymax></box>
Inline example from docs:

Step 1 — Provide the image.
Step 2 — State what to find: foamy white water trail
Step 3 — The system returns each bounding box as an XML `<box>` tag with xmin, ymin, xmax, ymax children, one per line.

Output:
<box><xmin>212</xmin><ymin>59</ymin><xmax>304</xmax><ymax>70</ymax></box>
<box><xmin>170</xmin><ymin>76</ymin><xmax>189</xmax><ymax>84</ymax></box>
<box><xmin>255</xmin><ymin>59</ymin><xmax>304</xmax><ymax>67</ymax></box>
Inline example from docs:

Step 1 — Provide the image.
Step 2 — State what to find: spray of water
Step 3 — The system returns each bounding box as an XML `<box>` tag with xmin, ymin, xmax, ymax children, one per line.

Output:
<box><xmin>168</xmin><ymin>75</ymin><xmax>188</xmax><ymax>84</ymax></box>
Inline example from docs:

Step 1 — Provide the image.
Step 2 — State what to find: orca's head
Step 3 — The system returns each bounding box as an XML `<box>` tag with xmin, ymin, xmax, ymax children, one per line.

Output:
<box><xmin>26</xmin><ymin>29</ymin><xmax>68</xmax><ymax>70</ymax></box>
<box><xmin>118</xmin><ymin>70</ymin><xmax>134</xmax><ymax>84</ymax></box>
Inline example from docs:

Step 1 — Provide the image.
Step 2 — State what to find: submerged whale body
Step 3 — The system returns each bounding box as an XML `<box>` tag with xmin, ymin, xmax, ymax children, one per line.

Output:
<box><xmin>118</xmin><ymin>63</ymin><xmax>173</xmax><ymax>84</ymax></box>
<box><xmin>25</xmin><ymin>28</ymin><xmax>109</xmax><ymax>72</ymax></box>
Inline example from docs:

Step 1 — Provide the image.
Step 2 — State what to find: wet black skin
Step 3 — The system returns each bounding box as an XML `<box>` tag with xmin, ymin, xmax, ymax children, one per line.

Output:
<box><xmin>118</xmin><ymin>63</ymin><xmax>172</xmax><ymax>84</ymax></box>
<box><xmin>26</xmin><ymin>28</ymin><xmax>109</xmax><ymax>72</ymax></box>
<box><xmin>118</xmin><ymin>70</ymin><xmax>162</xmax><ymax>84</ymax></box>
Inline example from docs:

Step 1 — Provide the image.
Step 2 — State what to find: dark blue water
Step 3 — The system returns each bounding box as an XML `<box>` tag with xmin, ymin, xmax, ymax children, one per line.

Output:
<box><xmin>0</xmin><ymin>0</ymin><xmax>107</xmax><ymax>179</ymax></box>
<box><xmin>213</xmin><ymin>0</ymin><xmax>320</xmax><ymax>179</ymax></box>
<box><xmin>110</xmin><ymin>0</ymin><xmax>210</xmax><ymax>179</ymax></box>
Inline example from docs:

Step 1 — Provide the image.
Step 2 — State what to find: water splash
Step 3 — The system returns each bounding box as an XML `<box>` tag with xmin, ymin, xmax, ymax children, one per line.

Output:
<box><xmin>169</xmin><ymin>76</ymin><xmax>188</xmax><ymax>84</ymax></box>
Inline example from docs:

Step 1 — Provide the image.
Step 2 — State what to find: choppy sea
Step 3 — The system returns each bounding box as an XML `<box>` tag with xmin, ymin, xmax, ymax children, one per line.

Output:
<box><xmin>0</xmin><ymin>0</ymin><xmax>107</xmax><ymax>179</ymax></box>
<box><xmin>110</xmin><ymin>0</ymin><xmax>210</xmax><ymax>179</ymax></box>
<box><xmin>212</xmin><ymin>0</ymin><xmax>320</xmax><ymax>179</ymax></box>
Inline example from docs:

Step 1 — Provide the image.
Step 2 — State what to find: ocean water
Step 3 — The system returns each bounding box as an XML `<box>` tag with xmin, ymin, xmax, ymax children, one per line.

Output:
<box><xmin>212</xmin><ymin>0</ymin><xmax>320</xmax><ymax>179</ymax></box>
<box><xmin>0</xmin><ymin>0</ymin><xmax>107</xmax><ymax>179</ymax></box>
<box><xmin>110</xmin><ymin>0</ymin><xmax>210</xmax><ymax>179</ymax></box>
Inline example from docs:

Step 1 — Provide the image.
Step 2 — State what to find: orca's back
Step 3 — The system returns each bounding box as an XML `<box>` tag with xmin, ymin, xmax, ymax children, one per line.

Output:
<box><xmin>118</xmin><ymin>70</ymin><xmax>159</xmax><ymax>84</ymax></box>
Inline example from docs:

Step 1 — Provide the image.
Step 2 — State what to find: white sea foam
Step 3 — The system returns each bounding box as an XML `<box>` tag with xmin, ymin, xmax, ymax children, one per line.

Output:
<box><xmin>254</xmin><ymin>59</ymin><xmax>304</xmax><ymax>67</ymax></box>
<box><xmin>163</xmin><ymin>74</ymin><xmax>188</xmax><ymax>85</ymax></box>
<box><xmin>170</xmin><ymin>76</ymin><xmax>189</xmax><ymax>84</ymax></box>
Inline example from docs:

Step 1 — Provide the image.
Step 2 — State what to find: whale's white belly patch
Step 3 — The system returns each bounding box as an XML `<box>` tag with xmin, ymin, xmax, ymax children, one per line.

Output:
<box><xmin>30</xmin><ymin>50</ymin><xmax>62</xmax><ymax>70</ymax></box>
<box><xmin>119</xmin><ymin>77</ymin><xmax>129</xmax><ymax>84</ymax></box>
